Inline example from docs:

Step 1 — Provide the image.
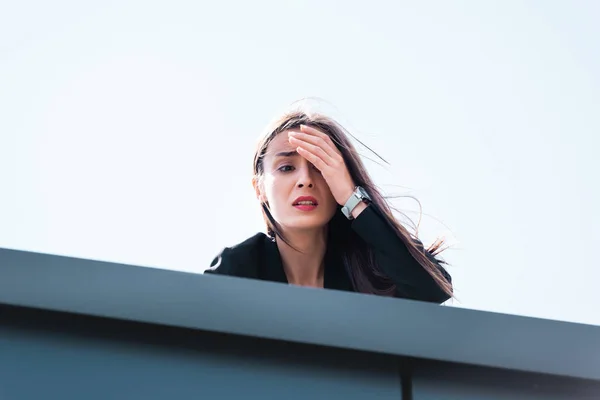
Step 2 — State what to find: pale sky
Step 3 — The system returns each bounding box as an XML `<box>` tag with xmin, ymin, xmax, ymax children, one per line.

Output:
<box><xmin>1</xmin><ymin>1</ymin><xmax>599</xmax><ymax>326</ymax></box>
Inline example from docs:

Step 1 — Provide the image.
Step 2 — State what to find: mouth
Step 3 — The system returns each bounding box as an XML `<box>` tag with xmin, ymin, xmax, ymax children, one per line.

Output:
<box><xmin>293</xmin><ymin>196</ymin><xmax>318</xmax><ymax>210</ymax></box>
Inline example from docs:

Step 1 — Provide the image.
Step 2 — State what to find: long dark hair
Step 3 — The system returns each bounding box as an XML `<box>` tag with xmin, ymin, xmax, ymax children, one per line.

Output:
<box><xmin>253</xmin><ymin>109</ymin><xmax>453</xmax><ymax>299</ymax></box>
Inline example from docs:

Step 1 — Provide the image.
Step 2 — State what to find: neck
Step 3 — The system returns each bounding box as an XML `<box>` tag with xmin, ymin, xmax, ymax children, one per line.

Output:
<box><xmin>275</xmin><ymin>227</ymin><xmax>328</xmax><ymax>288</ymax></box>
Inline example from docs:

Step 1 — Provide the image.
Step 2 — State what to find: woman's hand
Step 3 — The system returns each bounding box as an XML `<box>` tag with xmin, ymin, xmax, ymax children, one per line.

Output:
<box><xmin>288</xmin><ymin>125</ymin><xmax>356</xmax><ymax>207</ymax></box>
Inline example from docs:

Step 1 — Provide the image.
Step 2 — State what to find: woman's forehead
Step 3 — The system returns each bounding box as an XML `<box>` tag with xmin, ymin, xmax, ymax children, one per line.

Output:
<box><xmin>263</xmin><ymin>130</ymin><xmax>298</xmax><ymax>158</ymax></box>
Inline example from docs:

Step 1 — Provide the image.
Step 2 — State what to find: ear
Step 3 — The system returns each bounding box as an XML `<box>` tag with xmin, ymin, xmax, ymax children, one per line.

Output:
<box><xmin>252</xmin><ymin>175</ymin><xmax>266</xmax><ymax>203</ymax></box>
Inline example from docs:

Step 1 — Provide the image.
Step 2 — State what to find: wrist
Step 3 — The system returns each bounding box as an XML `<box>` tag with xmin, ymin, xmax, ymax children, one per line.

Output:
<box><xmin>350</xmin><ymin>201</ymin><xmax>368</xmax><ymax>219</ymax></box>
<box><xmin>338</xmin><ymin>186</ymin><xmax>356</xmax><ymax>206</ymax></box>
<box><xmin>340</xmin><ymin>185</ymin><xmax>371</xmax><ymax>220</ymax></box>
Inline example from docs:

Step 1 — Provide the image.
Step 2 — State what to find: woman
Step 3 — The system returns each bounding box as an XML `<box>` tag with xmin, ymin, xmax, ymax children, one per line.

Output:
<box><xmin>205</xmin><ymin>109</ymin><xmax>453</xmax><ymax>303</ymax></box>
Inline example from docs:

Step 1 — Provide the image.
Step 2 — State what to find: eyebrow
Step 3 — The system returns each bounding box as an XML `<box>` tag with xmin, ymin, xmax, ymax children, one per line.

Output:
<box><xmin>274</xmin><ymin>150</ymin><xmax>298</xmax><ymax>158</ymax></box>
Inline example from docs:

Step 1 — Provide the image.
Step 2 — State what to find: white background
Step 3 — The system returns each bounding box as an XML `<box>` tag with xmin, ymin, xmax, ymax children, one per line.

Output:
<box><xmin>1</xmin><ymin>1</ymin><xmax>599</xmax><ymax>325</ymax></box>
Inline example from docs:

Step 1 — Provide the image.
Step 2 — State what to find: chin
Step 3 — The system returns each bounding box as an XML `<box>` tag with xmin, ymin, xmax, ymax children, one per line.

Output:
<box><xmin>282</xmin><ymin>215</ymin><xmax>332</xmax><ymax>231</ymax></box>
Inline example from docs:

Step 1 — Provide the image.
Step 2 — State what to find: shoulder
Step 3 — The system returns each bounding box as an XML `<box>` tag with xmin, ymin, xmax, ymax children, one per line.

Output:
<box><xmin>204</xmin><ymin>232</ymin><xmax>270</xmax><ymax>278</ymax></box>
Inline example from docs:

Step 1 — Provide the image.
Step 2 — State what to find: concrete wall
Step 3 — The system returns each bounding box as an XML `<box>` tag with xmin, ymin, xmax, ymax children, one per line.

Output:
<box><xmin>1</xmin><ymin>247</ymin><xmax>599</xmax><ymax>399</ymax></box>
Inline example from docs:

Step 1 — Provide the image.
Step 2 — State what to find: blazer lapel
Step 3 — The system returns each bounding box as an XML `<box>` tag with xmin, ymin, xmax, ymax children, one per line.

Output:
<box><xmin>261</xmin><ymin>236</ymin><xmax>289</xmax><ymax>284</ymax></box>
<box><xmin>323</xmin><ymin>245</ymin><xmax>354</xmax><ymax>292</ymax></box>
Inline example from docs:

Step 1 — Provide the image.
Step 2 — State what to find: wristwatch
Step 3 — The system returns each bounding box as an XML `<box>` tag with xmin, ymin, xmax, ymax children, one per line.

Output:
<box><xmin>341</xmin><ymin>186</ymin><xmax>371</xmax><ymax>220</ymax></box>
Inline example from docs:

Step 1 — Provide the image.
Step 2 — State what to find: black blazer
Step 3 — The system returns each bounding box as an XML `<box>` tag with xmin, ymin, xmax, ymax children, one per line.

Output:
<box><xmin>205</xmin><ymin>205</ymin><xmax>452</xmax><ymax>303</ymax></box>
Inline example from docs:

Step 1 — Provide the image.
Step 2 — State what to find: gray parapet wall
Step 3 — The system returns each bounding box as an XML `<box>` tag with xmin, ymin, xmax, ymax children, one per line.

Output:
<box><xmin>1</xmin><ymin>247</ymin><xmax>599</xmax><ymax>399</ymax></box>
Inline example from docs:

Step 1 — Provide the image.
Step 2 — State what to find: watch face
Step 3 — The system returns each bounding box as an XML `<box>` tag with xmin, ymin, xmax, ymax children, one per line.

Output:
<box><xmin>357</xmin><ymin>186</ymin><xmax>370</xmax><ymax>200</ymax></box>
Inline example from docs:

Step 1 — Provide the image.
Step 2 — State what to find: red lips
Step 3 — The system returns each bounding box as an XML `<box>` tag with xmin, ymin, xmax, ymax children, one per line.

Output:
<box><xmin>293</xmin><ymin>196</ymin><xmax>318</xmax><ymax>211</ymax></box>
<box><xmin>293</xmin><ymin>196</ymin><xmax>318</xmax><ymax>205</ymax></box>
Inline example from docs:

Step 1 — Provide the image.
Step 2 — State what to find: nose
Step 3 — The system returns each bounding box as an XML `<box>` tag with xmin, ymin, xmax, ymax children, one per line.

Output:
<box><xmin>296</xmin><ymin>163</ymin><xmax>314</xmax><ymax>189</ymax></box>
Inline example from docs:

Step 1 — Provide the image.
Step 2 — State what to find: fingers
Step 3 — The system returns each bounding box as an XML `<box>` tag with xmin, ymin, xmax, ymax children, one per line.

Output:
<box><xmin>288</xmin><ymin>128</ymin><xmax>341</xmax><ymax>162</ymax></box>
<box><xmin>296</xmin><ymin>146</ymin><xmax>328</xmax><ymax>172</ymax></box>
<box><xmin>299</xmin><ymin>125</ymin><xmax>340</xmax><ymax>153</ymax></box>
<box><xmin>290</xmin><ymin>136</ymin><xmax>329</xmax><ymax>167</ymax></box>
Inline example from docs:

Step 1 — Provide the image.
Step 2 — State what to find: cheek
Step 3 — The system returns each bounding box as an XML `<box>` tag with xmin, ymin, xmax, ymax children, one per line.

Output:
<box><xmin>262</xmin><ymin>175</ymin><xmax>288</xmax><ymax>205</ymax></box>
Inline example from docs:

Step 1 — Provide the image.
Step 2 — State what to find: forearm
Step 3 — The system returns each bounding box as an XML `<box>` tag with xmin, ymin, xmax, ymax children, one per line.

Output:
<box><xmin>351</xmin><ymin>205</ymin><xmax>451</xmax><ymax>302</ymax></box>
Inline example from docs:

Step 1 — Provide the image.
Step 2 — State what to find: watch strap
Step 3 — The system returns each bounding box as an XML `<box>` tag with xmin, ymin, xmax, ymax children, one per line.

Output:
<box><xmin>341</xmin><ymin>186</ymin><xmax>366</xmax><ymax>220</ymax></box>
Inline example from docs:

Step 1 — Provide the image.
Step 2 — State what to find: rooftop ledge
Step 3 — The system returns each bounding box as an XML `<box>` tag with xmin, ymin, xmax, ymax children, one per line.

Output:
<box><xmin>1</xmin><ymin>246</ymin><xmax>599</xmax><ymax>382</ymax></box>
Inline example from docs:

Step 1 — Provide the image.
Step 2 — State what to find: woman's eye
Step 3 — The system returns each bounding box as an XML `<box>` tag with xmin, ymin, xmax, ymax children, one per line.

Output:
<box><xmin>278</xmin><ymin>165</ymin><xmax>294</xmax><ymax>172</ymax></box>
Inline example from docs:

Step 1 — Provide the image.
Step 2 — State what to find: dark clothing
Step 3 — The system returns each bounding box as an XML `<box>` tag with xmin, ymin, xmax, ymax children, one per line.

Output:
<box><xmin>205</xmin><ymin>205</ymin><xmax>452</xmax><ymax>303</ymax></box>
